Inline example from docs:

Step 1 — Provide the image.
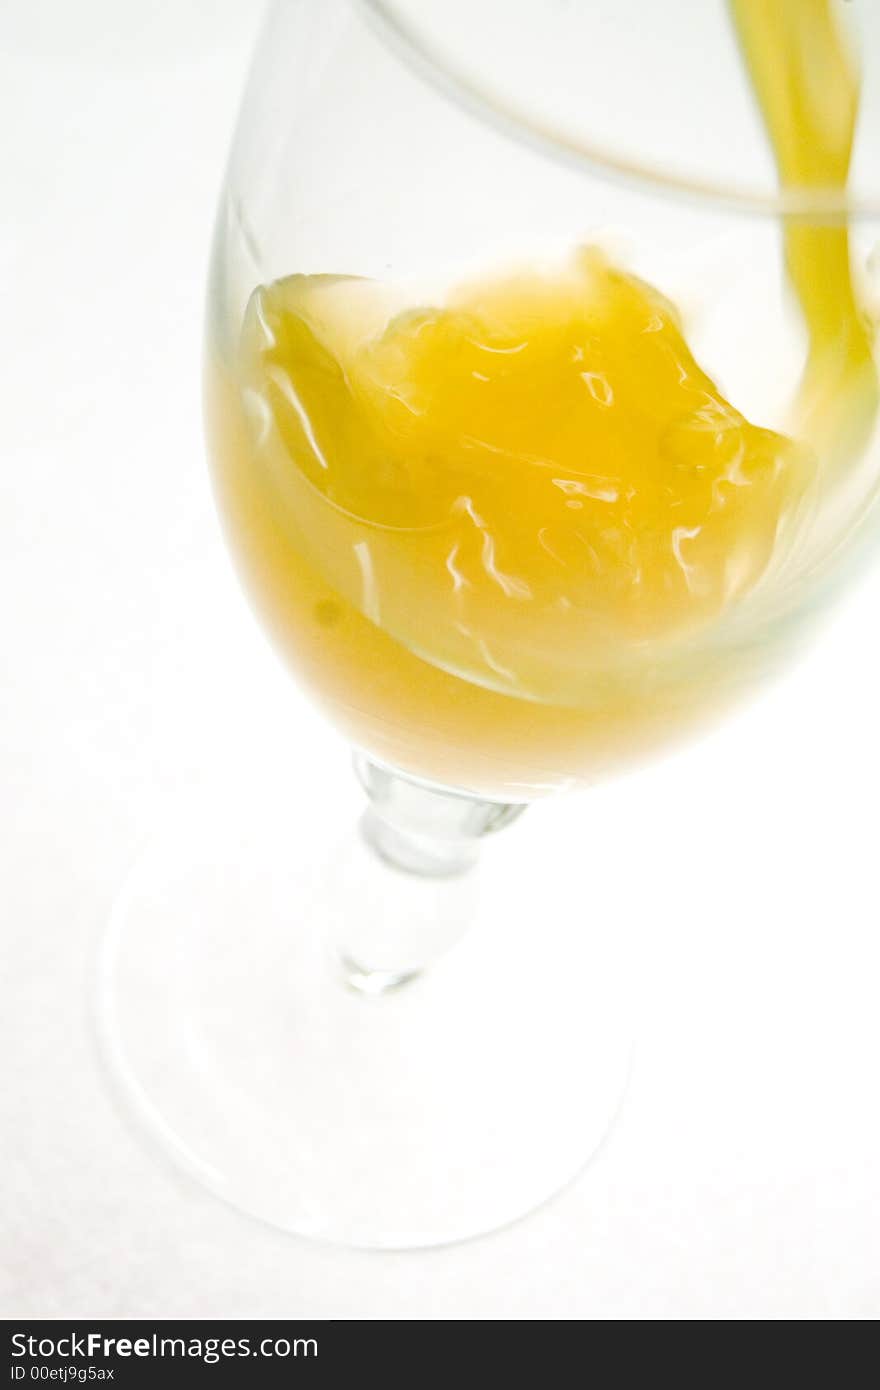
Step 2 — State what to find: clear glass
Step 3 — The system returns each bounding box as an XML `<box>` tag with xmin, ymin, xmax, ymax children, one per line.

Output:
<box><xmin>98</xmin><ymin>0</ymin><xmax>880</xmax><ymax>1247</ymax></box>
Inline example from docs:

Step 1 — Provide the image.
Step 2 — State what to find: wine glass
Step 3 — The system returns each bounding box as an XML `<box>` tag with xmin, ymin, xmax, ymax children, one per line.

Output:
<box><xmin>98</xmin><ymin>0</ymin><xmax>880</xmax><ymax>1248</ymax></box>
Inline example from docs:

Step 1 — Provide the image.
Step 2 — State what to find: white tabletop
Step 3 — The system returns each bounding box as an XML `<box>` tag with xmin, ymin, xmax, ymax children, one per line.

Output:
<box><xmin>2</xmin><ymin>0</ymin><xmax>879</xmax><ymax>1321</ymax></box>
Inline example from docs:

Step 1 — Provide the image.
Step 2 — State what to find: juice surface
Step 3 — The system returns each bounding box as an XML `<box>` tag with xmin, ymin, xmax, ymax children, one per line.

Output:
<box><xmin>234</xmin><ymin>251</ymin><xmax>810</xmax><ymax>702</ymax></box>
<box><xmin>207</xmin><ymin>0</ymin><xmax>876</xmax><ymax>797</ymax></box>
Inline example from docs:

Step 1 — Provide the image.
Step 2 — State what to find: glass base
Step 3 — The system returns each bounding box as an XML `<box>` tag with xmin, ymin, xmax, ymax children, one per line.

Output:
<box><xmin>96</xmin><ymin>771</ymin><xmax>631</xmax><ymax>1249</ymax></box>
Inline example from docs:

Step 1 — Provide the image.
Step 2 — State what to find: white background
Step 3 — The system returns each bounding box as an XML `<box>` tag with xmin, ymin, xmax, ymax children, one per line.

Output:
<box><xmin>2</xmin><ymin>0</ymin><xmax>879</xmax><ymax>1320</ymax></box>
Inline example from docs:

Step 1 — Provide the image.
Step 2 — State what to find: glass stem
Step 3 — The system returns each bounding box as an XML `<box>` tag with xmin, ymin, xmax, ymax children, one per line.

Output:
<box><xmin>331</xmin><ymin>755</ymin><xmax>525</xmax><ymax>994</ymax></box>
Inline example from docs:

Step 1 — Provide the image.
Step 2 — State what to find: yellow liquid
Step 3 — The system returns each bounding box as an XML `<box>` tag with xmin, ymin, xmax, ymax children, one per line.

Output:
<box><xmin>206</xmin><ymin>1</ymin><xmax>875</xmax><ymax>798</ymax></box>
<box><xmin>731</xmin><ymin>0</ymin><xmax>878</xmax><ymax>468</ymax></box>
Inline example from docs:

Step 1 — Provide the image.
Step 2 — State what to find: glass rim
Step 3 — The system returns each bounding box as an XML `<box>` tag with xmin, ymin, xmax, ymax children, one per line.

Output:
<box><xmin>360</xmin><ymin>0</ymin><xmax>880</xmax><ymax>223</ymax></box>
